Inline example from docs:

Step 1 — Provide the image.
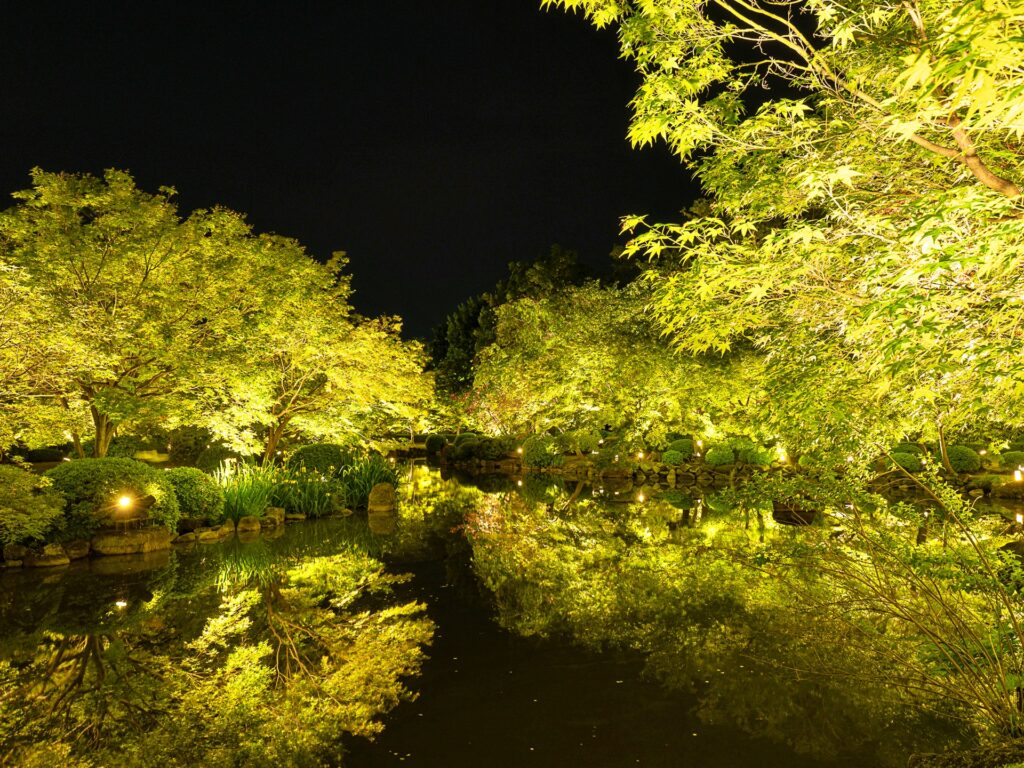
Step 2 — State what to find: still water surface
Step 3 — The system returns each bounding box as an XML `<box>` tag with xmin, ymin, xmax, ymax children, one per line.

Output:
<box><xmin>1</xmin><ymin>471</ymin><xmax>969</xmax><ymax>766</ymax></box>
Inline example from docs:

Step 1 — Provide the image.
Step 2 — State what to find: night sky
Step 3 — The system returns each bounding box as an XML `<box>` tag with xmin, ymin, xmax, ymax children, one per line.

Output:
<box><xmin>0</xmin><ymin>2</ymin><xmax>694</xmax><ymax>339</ymax></box>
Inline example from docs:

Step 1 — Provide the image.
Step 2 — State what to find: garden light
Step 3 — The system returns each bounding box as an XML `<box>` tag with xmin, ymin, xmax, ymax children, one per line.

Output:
<box><xmin>115</xmin><ymin>600</ymin><xmax>127</xmax><ymax>609</ymax></box>
<box><xmin>637</xmin><ymin>492</ymin><xmax>645</xmax><ymax>502</ymax></box>
<box><xmin>516</xmin><ymin>447</ymin><xmax>523</xmax><ymax>454</ymax></box>
<box><xmin>117</xmin><ymin>495</ymin><xmax>133</xmax><ymax>510</ymax></box>
<box><xmin>1016</xmin><ymin>468</ymin><xmax>1022</xmax><ymax>482</ymax></box>
<box><xmin>637</xmin><ymin>452</ymin><xmax>644</xmax><ymax>460</ymax></box>
<box><xmin>1017</xmin><ymin>513</ymin><xmax>1024</xmax><ymax>524</ymax></box>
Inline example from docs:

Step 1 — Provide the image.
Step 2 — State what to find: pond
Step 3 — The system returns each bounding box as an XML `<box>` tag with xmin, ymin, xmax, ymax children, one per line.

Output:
<box><xmin>0</xmin><ymin>468</ymin><xmax>981</xmax><ymax>767</ymax></box>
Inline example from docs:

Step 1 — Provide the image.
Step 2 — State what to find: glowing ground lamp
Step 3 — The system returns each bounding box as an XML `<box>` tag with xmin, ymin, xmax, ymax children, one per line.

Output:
<box><xmin>1016</xmin><ymin>467</ymin><xmax>1022</xmax><ymax>482</ymax></box>
<box><xmin>1017</xmin><ymin>513</ymin><xmax>1024</xmax><ymax>525</ymax></box>
<box><xmin>117</xmin><ymin>495</ymin><xmax>134</xmax><ymax>511</ymax></box>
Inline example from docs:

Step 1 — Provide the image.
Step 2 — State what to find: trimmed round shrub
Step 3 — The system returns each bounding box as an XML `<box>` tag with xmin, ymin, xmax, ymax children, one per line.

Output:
<box><xmin>521</xmin><ymin>435</ymin><xmax>564</xmax><ymax>468</ymax></box>
<box><xmin>44</xmin><ymin>458</ymin><xmax>180</xmax><ymax>539</ymax></box>
<box><xmin>166</xmin><ymin>467</ymin><xmax>225</xmax><ymax>523</ymax></box>
<box><xmin>704</xmin><ymin>446</ymin><xmax>735</xmax><ymax>466</ymax></box>
<box><xmin>475</xmin><ymin>436</ymin><xmax>515</xmax><ymax>461</ymax></box>
<box><xmin>894</xmin><ymin>442</ymin><xmax>924</xmax><ymax>455</ymax></box>
<box><xmin>287</xmin><ymin>443</ymin><xmax>351</xmax><ymax>477</ymax></box>
<box><xmin>666</xmin><ymin>438</ymin><xmax>694</xmax><ymax>459</ymax></box>
<box><xmin>662</xmin><ymin>450</ymin><xmax>685</xmax><ymax>466</ymax></box>
<box><xmin>999</xmin><ymin>451</ymin><xmax>1024</xmax><ymax>469</ymax></box>
<box><xmin>945</xmin><ymin>445</ymin><xmax>981</xmax><ymax>473</ymax></box>
<box><xmin>888</xmin><ymin>452</ymin><xmax>923</xmax><ymax>473</ymax></box>
<box><xmin>450</xmin><ymin>439</ymin><xmax>480</xmax><ymax>461</ymax></box>
<box><xmin>425</xmin><ymin>434</ymin><xmax>446</xmax><ymax>457</ymax></box>
<box><xmin>454</xmin><ymin>432</ymin><xmax>480</xmax><ymax>446</ymax></box>
<box><xmin>0</xmin><ymin>466</ymin><xmax>65</xmax><ymax>546</ymax></box>
<box><xmin>196</xmin><ymin>445</ymin><xmax>245</xmax><ymax>474</ymax></box>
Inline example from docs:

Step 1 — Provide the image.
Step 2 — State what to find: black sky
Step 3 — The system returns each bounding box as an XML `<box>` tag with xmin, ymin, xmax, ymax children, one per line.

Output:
<box><xmin>0</xmin><ymin>2</ymin><xmax>694</xmax><ymax>338</ymax></box>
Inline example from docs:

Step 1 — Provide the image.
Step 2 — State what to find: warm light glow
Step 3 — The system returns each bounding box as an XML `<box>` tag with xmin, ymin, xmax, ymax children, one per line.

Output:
<box><xmin>775</xmin><ymin>446</ymin><xmax>788</xmax><ymax>463</ymax></box>
<box><xmin>1017</xmin><ymin>468</ymin><xmax>1022</xmax><ymax>482</ymax></box>
<box><xmin>637</xmin><ymin>452</ymin><xmax>644</xmax><ymax>460</ymax></box>
<box><xmin>696</xmin><ymin>440</ymin><xmax>703</xmax><ymax>448</ymax></box>
<box><xmin>517</xmin><ymin>480</ymin><xmax>523</xmax><ymax>486</ymax></box>
<box><xmin>516</xmin><ymin>447</ymin><xmax>523</xmax><ymax>454</ymax></box>
<box><xmin>117</xmin><ymin>495</ymin><xmax>133</xmax><ymax>509</ymax></box>
<box><xmin>637</xmin><ymin>493</ymin><xmax>645</xmax><ymax>502</ymax></box>
<box><xmin>115</xmin><ymin>600</ymin><xmax>128</xmax><ymax>609</ymax></box>
<box><xmin>598</xmin><ymin>439</ymin><xmax>604</xmax><ymax>445</ymax></box>
<box><xmin>1017</xmin><ymin>513</ymin><xmax>1024</xmax><ymax>525</ymax></box>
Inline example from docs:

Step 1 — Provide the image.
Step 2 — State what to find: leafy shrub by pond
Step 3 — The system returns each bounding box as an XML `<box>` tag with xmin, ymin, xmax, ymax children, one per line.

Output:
<box><xmin>704</xmin><ymin>446</ymin><xmax>735</xmax><ymax>466</ymax></box>
<box><xmin>81</xmin><ymin>434</ymin><xmax>153</xmax><ymax>459</ymax></box>
<box><xmin>888</xmin><ymin>452</ymin><xmax>923</xmax><ymax>473</ymax></box>
<box><xmin>735</xmin><ymin>445</ymin><xmax>773</xmax><ymax>466</ymax></box>
<box><xmin>425</xmin><ymin>434</ymin><xmax>446</xmax><ymax>457</ymax></box>
<box><xmin>165</xmin><ymin>467</ymin><xmax>225</xmax><ymax>523</ymax></box>
<box><xmin>999</xmin><ymin>451</ymin><xmax>1024</xmax><ymax>469</ymax></box>
<box><xmin>945</xmin><ymin>445</ymin><xmax>982</xmax><ymax>473</ymax></box>
<box><xmin>666</xmin><ymin>438</ymin><xmax>694</xmax><ymax>459</ymax></box>
<box><xmin>339</xmin><ymin>454</ymin><xmax>399</xmax><ymax>509</ymax></box>
<box><xmin>522</xmin><ymin>435</ymin><xmax>564</xmax><ymax>468</ymax></box>
<box><xmin>0</xmin><ymin>465</ymin><xmax>65</xmax><ymax>546</ymax></box>
<box><xmin>214</xmin><ymin>462</ymin><xmax>277</xmax><ymax>521</ymax></box>
<box><xmin>475</xmin><ymin>436</ymin><xmax>515</xmax><ymax>461</ymax></box>
<box><xmin>287</xmin><ymin>443</ymin><xmax>352</xmax><ymax>477</ymax></box>
<box><xmin>44</xmin><ymin>458</ymin><xmax>180</xmax><ymax>539</ymax></box>
<box><xmin>272</xmin><ymin>466</ymin><xmax>335</xmax><ymax>518</ymax></box>
<box><xmin>454</xmin><ymin>432</ymin><xmax>480</xmax><ymax>446</ymax></box>
<box><xmin>450</xmin><ymin>439</ymin><xmax>480</xmax><ymax>461</ymax></box>
<box><xmin>662</xmin><ymin>450</ymin><xmax>685</xmax><ymax>466</ymax></box>
<box><xmin>196</xmin><ymin>444</ymin><xmax>245</xmax><ymax>474</ymax></box>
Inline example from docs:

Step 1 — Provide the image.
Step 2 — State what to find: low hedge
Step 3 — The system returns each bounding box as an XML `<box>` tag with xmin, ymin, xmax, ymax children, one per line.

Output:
<box><xmin>704</xmin><ymin>446</ymin><xmax>735</xmax><ymax>467</ymax></box>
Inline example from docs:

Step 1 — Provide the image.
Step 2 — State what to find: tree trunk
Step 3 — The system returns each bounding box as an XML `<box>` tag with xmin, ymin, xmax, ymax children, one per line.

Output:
<box><xmin>90</xmin><ymin>407</ymin><xmax>116</xmax><ymax>458</ymax></box>
<box><xmin>262</xmin><ymin>423</ymin><xmax>286</xmax><ymax>464</ymax></box>
<box><xmin>937</xmin><ymin>423</ymin><xmax>954</xmax><ymax>474</ymax></box>
<box><xmin>71</xmin><ymin>431</ymin><xmax>84</xmax><ymax>459</ymax></box>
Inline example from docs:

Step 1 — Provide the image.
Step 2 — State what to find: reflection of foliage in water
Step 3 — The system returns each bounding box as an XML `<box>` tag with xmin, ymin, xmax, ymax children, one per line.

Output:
<box><xmin>386</xmin><ymin>465</ymin><xmax>482</xmax><ymax>561</ymax></box>
<box><xmin>465</xmin><ymin>488</ymin><xmax>975</xmax><ymax>763</ymax></box>
<box><xmin>0</xmin><ymin>546</ymin><xmax>433</xmax><ymax>767</ymax></box>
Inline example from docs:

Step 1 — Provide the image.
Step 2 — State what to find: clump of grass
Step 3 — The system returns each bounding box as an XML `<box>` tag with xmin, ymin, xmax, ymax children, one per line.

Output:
<box><xmin>271</xmin><ymin>465</ymin><xmax>335</xmax><ymax>518</ymax></box>
<box><xmin>339</xmin><ymin>454</ymin><xmax>400</xmax><ymax>509</ymax></box>
<box><xmin>214</xmin><ymin>461</ymin><xmax>277</xmax><ymax>521</ymax></box>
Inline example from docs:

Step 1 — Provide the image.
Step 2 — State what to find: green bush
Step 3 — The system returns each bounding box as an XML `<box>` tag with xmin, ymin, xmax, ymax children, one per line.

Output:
<box><xmin>80</xmin><ymin>434</ymin><xmax>153</xmax><ymax>459</ymax></box>
<box><xmin>573</xmin><ymin>430</ymin><xmax>602</xmax><ymax>454</ymax></box>
<box><xmin>0</xmin><ymin>466</ymin><xmax>66</xmax><ymax>546</ymax></box>
<box><xmin>735</xmin><ymin>445</ymin><xmax>773</xmax><ymax>466</ymax></box>
<box><xmin>999</xmin><ymin>451</ymin><xmax>1024</xmax><ymax>469</ymax></box>
<box><xmin>196</xmin><ymin>445</ymin><xmax>245</xmax><ymax>474</ymax></box>
<box><xmin>286</xmin><ymin>443</ymin><xmax>352</xmax><ymax>477</ymax></box>
<box><xmin>666</xmin><ymin>438</ymin><xmax>694</xmax><ymax>459</ymax></box>
<box><xmin>888</xmin><ymin>452</ymin><xmax>923</xmax><ymax>473</ymax></box>
<box><xmin>945</xmin><ymin>445</ymin><xmax>982</xmax><ymax>473</ymax></box>
<box><xmin>893</xmin><ymin>442</ymin><xmax>924</xmax><ymax>455</ymax></box>
<box><xmin>521</xmin><ymin>435</ymin><xmax>564</xmax><ymax>468</ymax></box>
<box><xmin>425</xmin><ymin>434</ymin><xmax>446</xmax><ymax>457</ymax></box>
<box><xmin>165</xmin><ymin>467</ymin><xmax>225</xmax><ymax>523</ymax></box>
<box><xmin>704</xmin><ymin>446</ymin><xmax>735</xmax><ymax>466</ymax></box>
<box><xmin>454</xmin><ymin>432</ymin><xmax>480</xmax><ymax>446</ymax></box>
<box><xmin>474</xmin><ymin>436</ymin><xmax>514</xmax><ymax>461</ymax></box>
<box><xmin>272</xmin><ymin>466</ymin><xmax>335</xmax><ymax>518</ymax></box>
<box><xmin>661</xmin><ymin>450</ymin><xmax>685</xmax><ymax>466</ymax></box>
<box><xmin>214</xmin><ymin>462</ymin><xmax>277</xmax><ymax>521</ymax></box>
<box><xmin>450</xmin><ymin>439</ymin><xmax>480</xmax><ymax>461</ymax></box>
<box><xmin>44</xmin><ymin>458</ymin><xmax>180</xmax><ymax>539</ymax></box>
<box><xmin>339</xmin><ymin>454</ymin><xmax>399</xmax><ymax>509</ymax></box>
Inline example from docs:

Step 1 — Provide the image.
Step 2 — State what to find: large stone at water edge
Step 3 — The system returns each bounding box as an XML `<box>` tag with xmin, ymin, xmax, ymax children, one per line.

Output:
<box><xmin>368</xmin><ymin>483</ymin><xmax>396</xmax><ymax>514</ymax></box>
<box><xmin>91</xmin><ymin>528</ymin><xmax>172</xmax><ymax>556</ymax></box>
<box><xmin>24</xmin><ymin>543</ymin><xmax>70</xmax><ymax>567</ymax></box>
<box><xmin>236</xmin><ymin>515</ymin><xmax>262</xmax><ymax>533</ymax></box>
<box><xmin>367</xmin><ymin>482</ymin><xmax>397</xmax><ymax>535</ymax></box>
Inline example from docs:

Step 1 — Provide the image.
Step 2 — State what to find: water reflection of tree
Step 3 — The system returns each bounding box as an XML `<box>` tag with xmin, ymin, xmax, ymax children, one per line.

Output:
<box><xmin>1</xmin><ymin>546</ymin><xmax>433</xmax><ymax>767</ymax></box>
<box><xmin>465</xmin><ymin>489</ymin><xmax>972</xmax><ymax>764</ymax></box>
